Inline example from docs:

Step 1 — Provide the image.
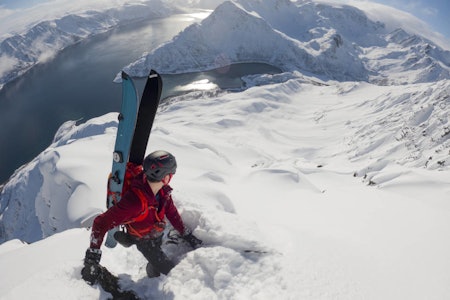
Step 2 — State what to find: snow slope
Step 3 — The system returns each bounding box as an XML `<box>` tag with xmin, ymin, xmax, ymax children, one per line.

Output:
<box><xmin>122</xmin><ymin>0</ymin><xmax>450</xmax><ymax>84</ymax></box>
<box><xmin>1</xmin><ymin>73</ymin><xmax>449</xmax><ymax>299</ymax></box>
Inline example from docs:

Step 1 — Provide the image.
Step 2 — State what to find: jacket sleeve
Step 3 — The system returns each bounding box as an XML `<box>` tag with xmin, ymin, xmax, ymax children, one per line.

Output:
<box><xmin>162</xmin><ymin>186</ymin><xmax>186</xmax><ymax>235</ymax></box>
<box><xmin>89</xmin><ymin>191</ymin><xmax>142</xmax><ymax>249</ymax></box>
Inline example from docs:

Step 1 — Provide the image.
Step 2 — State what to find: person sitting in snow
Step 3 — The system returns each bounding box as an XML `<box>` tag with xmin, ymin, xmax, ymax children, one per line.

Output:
<box><xmin>81</xmin><ymin>150</ymin><xmax>202</xmax><ymax>285</ymax></box>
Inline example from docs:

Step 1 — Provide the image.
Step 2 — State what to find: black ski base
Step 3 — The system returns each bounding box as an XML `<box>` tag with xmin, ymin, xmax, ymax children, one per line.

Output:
<box><xmin>97</xmin><ymin>265</ymin><xmax>141</xmax><ymax>300</ymax></box>
<box><xmin>129</xmin><ymin>70</ymin><xmax>163</xmax><ymax>165</ymax></box>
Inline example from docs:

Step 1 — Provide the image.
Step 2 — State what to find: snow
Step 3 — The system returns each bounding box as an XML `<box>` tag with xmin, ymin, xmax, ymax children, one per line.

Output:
<box><xmin>0</xmin><ymin>0</ymin><xmax>181</xmax><ymax>90</ymax></box>
<box><xmin>1</xmin><ymin>72</ymin><xmax>450</xmax><ymax>299</ymax></box>
<box><xmin>317</xmin><ymin>0</ymin><xmax>450</xmax><ymax>51</ymax></box>
<box><xmin>121</xmin><ymin>0</ymin><xmax>450</xmax><ymax>85</ymax></box>
<box><xmin>0</xmin><ymin>0</ymin><xmax>450</xmax><ymax>299</ymax></box>
<box><xmin>3</xmin><ymin>0</ymin><xmax>450</xmax><ymax>90</ymax></box>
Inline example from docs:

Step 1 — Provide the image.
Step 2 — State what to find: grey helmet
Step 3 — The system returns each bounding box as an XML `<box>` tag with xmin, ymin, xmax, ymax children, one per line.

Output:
<box><xmin>143</xmin><ymin>150</ymin><xmax>177</xmax><ymax>182</ymax></box>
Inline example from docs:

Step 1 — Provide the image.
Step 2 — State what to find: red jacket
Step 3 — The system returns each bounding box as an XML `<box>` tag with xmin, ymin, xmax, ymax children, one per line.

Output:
<box><xmin>90</xmin><ymin>173</ymin><xmax>185</xmax><ymax>249</ymax></box>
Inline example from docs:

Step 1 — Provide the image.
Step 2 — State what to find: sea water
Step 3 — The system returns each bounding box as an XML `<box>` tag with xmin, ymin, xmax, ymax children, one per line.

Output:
<box><xmin>0</xmin><ymin>13</ymin><xmax>280</xmax><ymax>183</ymax></box>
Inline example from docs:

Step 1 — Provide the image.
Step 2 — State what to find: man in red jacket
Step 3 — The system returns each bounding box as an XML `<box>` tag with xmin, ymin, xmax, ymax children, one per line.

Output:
<box><xmin>81</xmin><ymin>150</ymin><xmax>202</xmax><ymax>285</ymax></box>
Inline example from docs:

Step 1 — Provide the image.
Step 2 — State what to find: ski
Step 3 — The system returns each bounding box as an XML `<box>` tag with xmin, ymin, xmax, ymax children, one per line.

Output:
<box><xmin>105</xmin><ymin>70</ymin><xmax>163</xmax><ymax>248</ymax></box>
<box><xmin>129</xmin><ymin>70</ymin><xmax>163</xmax><ymax>165</ymax></box>
<box><xmin>106</xmin><ymin>71</ymin><xmax>140</xmax><ymax>209</ymax></box>
<box><xmin>104</xmin><ymin>72</ymin><xmax>140</xmax><ymax>248</ymax></box>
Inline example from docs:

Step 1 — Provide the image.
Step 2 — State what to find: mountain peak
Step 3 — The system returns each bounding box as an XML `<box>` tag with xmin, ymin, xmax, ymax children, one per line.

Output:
<box><xmin>123</xmin><ymin>0</ymin><xmax>450</xmax><ymax>84</ymax></box>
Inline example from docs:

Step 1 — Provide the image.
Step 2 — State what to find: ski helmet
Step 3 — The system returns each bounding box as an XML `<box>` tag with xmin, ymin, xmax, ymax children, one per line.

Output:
<box><xmin>143</xmin><ymin>150</ymin><xmax>177</xmax><ymax>182</ymax></box>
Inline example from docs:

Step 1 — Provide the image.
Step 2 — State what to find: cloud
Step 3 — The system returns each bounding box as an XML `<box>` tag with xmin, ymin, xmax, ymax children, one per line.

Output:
<box><xmin>0</xmin><ymin>55</ymin><xmax>19</xmax><ymax>78</ymax></box>
<box><xmin>398</xmin><ymin>1</ymin><xmax>438</xmax><ymax>17</ymax></box>
<box><xmin>316</xmin><ymin>0</ymin><xmax>450</xmax><ymax>50</ymax></box>
<box><xmin>421</xmin><ymin>7</ymin><xmax>438</xmax><ymax>17</ymax></box>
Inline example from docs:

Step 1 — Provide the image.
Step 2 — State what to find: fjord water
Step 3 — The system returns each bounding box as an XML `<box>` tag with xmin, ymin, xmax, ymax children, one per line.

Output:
<box><xmin>0</xmin><ymin>14</ymin><xmax>280</xmax><ymax>183</ymax></box>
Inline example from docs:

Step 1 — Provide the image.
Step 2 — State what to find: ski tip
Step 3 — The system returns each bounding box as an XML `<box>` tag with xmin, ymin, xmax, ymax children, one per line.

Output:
<box><xmin>121</xmin><ymin>71</ymin><xmax>130</xmax><ymax>80</ymax></box>
<box><xmin>149</xmin><ymin>69</ymin><xmax>159</xmax><ymax>79</ymax></box>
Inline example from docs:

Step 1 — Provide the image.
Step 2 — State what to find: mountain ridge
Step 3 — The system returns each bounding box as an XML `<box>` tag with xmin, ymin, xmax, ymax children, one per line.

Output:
<box><xmin>0</xmin><ymin>0</ymin><xmax>177</xmax><ymax>90</ymax></box>
<box><xmin>122</xmin><ymin>0</ymin><xmax>450</xmax><ymax>84</ymax></box>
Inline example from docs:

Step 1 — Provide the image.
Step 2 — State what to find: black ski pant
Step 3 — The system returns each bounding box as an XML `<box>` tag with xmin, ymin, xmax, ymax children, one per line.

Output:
<box><xmin>114</xmin><ymin>231</ymin><xmax>175</xmax><ymax>276</ymax></box>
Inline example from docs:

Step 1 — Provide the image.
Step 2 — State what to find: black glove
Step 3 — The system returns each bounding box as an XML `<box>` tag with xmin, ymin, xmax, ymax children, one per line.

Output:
<box><xmin>183</xmin><ymin>231</ymin><xmax>203</xmax><ymax>249</ymax></box>
<box><xmin>81</xmin><ymin>248</ymin><xmax>102</xmax><ymax>285</ymax></box>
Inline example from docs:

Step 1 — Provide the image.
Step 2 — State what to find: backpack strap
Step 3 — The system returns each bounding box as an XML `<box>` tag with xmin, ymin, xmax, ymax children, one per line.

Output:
<box><xmin>124</xmin><ymin>187</ymin><xmax>165</xmax><ymax>238</ymax></box>
<box><xmin>106</xmin><ymin>172</ymin><xmax>121</xmax><ymax>206</ymax></box>
<box><xmin>126</xmin><ymin>188</ymin><xmax>150</xmax><ymax>223</ymax></box>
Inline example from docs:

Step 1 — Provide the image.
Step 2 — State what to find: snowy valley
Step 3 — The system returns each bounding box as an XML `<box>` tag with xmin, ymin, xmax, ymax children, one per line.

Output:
<box><xmin>0</xmin><ymin>0</ymin><xmax>450</xmax><ymax>299</ymax></box>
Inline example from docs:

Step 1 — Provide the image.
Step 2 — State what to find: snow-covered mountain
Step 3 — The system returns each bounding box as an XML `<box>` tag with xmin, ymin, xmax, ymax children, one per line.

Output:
<box><xmin>0</xmin><ymin>0</ymin><xmax>180</xmax><ymax>90</ymax></box>
<box><xmin>2</xmin><ymin>0</ymin><xmax>450</xmax><ymax>90</ymax></box>
<box><xmin>123</xmin><ymin>0</ymin><xmax>450</xmax><ymax>84</ymax></box>
<box><xmin>1</xmin><ymin>0</ymin><xmax>450</xmax><ymax>299</ymax></box>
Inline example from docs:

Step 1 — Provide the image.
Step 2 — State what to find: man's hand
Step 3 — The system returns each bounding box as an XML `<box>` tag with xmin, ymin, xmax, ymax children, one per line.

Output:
<box><xmin>81</xmin><ymin>248</ymin><xmax>102</xmax><ymax>285</ymax></box>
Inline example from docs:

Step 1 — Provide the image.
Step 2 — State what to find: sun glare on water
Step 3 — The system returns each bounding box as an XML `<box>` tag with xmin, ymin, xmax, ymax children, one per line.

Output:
<box><xmin>175</xmin><ymin>79</ymin><xmax>218</xmax><ymax>92</ymax></box>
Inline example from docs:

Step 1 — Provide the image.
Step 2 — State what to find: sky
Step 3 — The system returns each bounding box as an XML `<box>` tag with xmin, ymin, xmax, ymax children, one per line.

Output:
<box><xmin>373</xmin><ymin>0</ymin><xmax>450</xmax><ymax>41</ymax></box>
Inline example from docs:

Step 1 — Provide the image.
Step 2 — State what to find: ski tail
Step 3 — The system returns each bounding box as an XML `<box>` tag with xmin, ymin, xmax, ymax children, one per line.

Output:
<box><xmin>129</xmin><ymin>70</ymin><xmax>163</xmax><ymax>165</ymax></box>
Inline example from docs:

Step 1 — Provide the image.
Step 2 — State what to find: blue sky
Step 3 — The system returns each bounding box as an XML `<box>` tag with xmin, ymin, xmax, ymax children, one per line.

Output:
<box><xmin>373</xmin><ymin>0</ymin><xmax>450</xmax><ymax>40</ymax></box>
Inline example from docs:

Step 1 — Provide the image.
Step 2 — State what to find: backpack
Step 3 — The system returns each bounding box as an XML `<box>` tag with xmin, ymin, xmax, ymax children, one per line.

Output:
<box><xmin>107</xmin><ymin>162</ymin><xmax>166</xmax><ymax>238</ymax></box>
<box><xmin>107</xmin><ymin>162</ymin><xmax>143</xmax><ymax>206</ymax></box>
